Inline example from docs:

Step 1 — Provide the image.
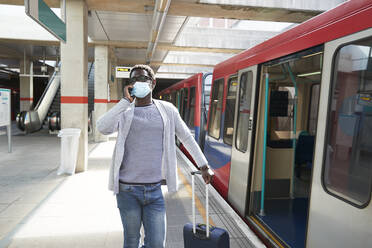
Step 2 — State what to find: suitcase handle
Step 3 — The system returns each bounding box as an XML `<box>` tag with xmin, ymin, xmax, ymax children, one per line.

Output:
<box><xmin>194</xmin><ymin>224</ymin><xmax>214</xmax><ymax>240</ymax></box>
<box><xmin>191</xmin><ymin>170</ymin><xmax>210</xmax><ymax>238</ymax></box>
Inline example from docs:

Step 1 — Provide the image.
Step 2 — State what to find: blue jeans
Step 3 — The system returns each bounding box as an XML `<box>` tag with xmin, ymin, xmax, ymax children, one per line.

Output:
<box><xmin>116</xmin><ymin>183</ymin><xmax>166</xmax><ymax>248</ymax></box>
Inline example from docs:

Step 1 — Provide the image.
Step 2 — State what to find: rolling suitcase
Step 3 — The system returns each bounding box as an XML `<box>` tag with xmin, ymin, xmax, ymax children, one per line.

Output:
<box><xmin>183</xmin><ymin>170</ymin><xmax>230</xmax><ymax>248</ymax></box>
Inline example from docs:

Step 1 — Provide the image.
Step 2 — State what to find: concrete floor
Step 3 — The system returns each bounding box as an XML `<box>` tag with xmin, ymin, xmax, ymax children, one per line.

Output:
<box><xmin>0</xmin><ymin>127</ymin><xmax>264</xmax><ymax>248</ymax></box>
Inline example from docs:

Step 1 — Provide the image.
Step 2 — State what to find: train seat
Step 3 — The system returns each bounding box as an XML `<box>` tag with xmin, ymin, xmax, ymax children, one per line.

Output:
<box><xmin>295</xmin><ymin>132</ymin><xmax>315</xmax><ymax>178</ymax></box>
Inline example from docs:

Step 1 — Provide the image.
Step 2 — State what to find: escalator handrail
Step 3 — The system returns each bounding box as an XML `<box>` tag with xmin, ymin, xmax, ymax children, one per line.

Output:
<box><xmin>34</xmin><ymin>63</ymin><xmax>61</xmax><ymax>110</ymax></box>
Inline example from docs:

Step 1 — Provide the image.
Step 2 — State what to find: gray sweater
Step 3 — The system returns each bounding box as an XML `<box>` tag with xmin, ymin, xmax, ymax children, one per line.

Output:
<box><xmin>96</xmin><ymin>99</ymin><xmax>208</xmax><ymax>194</ymax></box>
<box><xmin>119</xmin><ymin>103</ymin><xmax>163</xmax><ymax>184</ymax></box>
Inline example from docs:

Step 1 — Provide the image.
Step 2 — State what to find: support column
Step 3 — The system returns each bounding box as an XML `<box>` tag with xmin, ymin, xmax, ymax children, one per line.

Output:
<box><xmin>93</xmin><ymin>45</ymin><xmax>109</xmax><ymax>142</ymax></box>
<box><xmin>109</xmin><ymin>59</ymin><xmax>120</xmax><ymax>110</ymax></box>
<box><xmin>114</xmin><ymin>57</ymin><xmax>124</xmax><ymax>103</ymax></box>
<box><xmin>60</xmin><ymin>0</ymin><xmax>88</xmax><ymax>173</ymax></box>
<box><xmin>19</xmin><ymin>59</ymin><xmax>33</xmax><ymax>111</ymax></box>
<box><xmin>106</xmin><ymin>52</ymin><xmax>120</xmax><ymax>110</ymax></box>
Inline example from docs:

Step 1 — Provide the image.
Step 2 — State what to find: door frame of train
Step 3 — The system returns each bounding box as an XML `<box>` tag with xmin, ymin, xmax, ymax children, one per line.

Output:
<box><xmin>228</xmin><ymin>65</ymin><xmax>258</xmax><ymax>215</ymax></box>
<box><xmin>306</xmin><ymin>27</ymin><xmax>372</xmax><ymax>248</ymax></box>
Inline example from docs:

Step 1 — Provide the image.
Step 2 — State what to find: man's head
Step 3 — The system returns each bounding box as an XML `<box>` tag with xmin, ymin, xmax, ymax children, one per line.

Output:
<box><xmin>127</xmin><ymin>65</ymin><xmax>156</xmax><ymax>99</ymax></box>
<box><xmin>129</xmin><ymin>64</ymin><xmax>156</xmax><ymax>90</ymax></box>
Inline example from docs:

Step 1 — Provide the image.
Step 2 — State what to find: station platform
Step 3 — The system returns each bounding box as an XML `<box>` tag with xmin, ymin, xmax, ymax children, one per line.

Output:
<box><xmin>0</xmin><ymin>129</ymin><xmax>264</xmax><ymax>248</ymax></box>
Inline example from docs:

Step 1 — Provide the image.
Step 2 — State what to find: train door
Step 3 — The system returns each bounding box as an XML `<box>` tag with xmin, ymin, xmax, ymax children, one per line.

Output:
<box><xmin>306</xmin><ymin>28</ymin><xmax>372</xmax><ymax>248</ymax></box>
<box><xmin>247</xmin><ymin>46</ymin><xmax>324</xmax><ymax>248</ymax></box>
<box><xmin>180</xmin><ymin>88</ymin><xmax>189</xmax><ymax>121</ymax></box>
<box><xmin>199</xmin><ymin>73</ymin><xmax>213</xmax><ymax>151</ymax></box>
<box><xmin>228</xmin><ymin>65</ymin><xmax>258</xmax><ymax>215</ymax></box>
<box><xmin>204</xmin><ymin>76</ymin><xmax>237</xmax><ymax>198</ymax></box>
<box><xmin>187</xmin><ymin>87</ymin><xmax>196</xmax><ymax>138</ymax></box>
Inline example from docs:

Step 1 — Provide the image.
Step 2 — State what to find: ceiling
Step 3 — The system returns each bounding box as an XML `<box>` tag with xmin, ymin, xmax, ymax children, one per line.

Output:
<box><xmin>0</xmin><ymin>0</ymin><xmax>346</xmax><ymax>83</ymax></box>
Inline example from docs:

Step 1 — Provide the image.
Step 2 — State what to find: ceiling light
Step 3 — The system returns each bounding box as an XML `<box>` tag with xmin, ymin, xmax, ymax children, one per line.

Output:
<box><xmin>302</xmin><ymin>51</ymin><xmax>323</xmax><ymax>58</ymax></box>
<box><xmin>297</xmin><ymin>71</ymin><xmax>321</xmax><ymax>77</ymax></box>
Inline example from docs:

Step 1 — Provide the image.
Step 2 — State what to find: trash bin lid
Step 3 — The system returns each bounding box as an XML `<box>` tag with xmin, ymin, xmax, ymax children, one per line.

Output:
<box><xmin>58</xmin><ymin>128</ymin><xmax>81</xmax><ymax>137</ymax></box>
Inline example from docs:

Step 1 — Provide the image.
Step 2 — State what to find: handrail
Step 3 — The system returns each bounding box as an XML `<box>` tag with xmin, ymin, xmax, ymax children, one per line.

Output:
<box><xmin>286</xmin><ymin>63</ymin><xmax>298</xmax><ymax>199</ymax></box>
<box><xmin>260</xmin><ymin>73</ymin><xmax>270</xmax><ymax>216</ymax></box>
<box><xmin>88</xmin><ymin>62</ymin><xmax>94</xmax><ymax>79</ymax></box>
<box><xmin>34</xmin><ymin>69</ymin><xmax>59</xmax><ymax>110</ymax></box>
<box><xmin>34</xmin><ymin>62</ymin><xmax>61</xmax><ymax>110</ymax></box>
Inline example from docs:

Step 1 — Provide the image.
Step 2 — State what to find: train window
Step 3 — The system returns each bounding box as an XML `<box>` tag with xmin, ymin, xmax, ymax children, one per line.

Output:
<box><xmin>268</xmin><ymin>86</ymin><xmax>295</xmax><ymax>148</ymax></box>
<box><xmin>187</xmin><ymin>87</ymin><xmax>196</xmax><ymax>128</ymax></box>
<box><xmin>182</xmin><ymin>88</ymin><xmax>189</xmax><ymax>120</ymax></box>
<box><xmin>223</xmin><ymin>76</ymin><xmax>238</xmax><ymax>145</ymax></box>
<box><xmin>236</xmin><ymin>72</ymin><xmax>253</xmax><ymax>152</ymax></box>
<box><xmin>204</xmin><ymin>74</ymin><xmax>213</xmax><ymax>113</ymax></box>
<box><xmin>171</xmin><ymin>92</ymin><xmax>176</xmax><ymax>106</ymax></box>
<box><xmin>180</xmin><ymin>89</ymin><xmax>185</xmax><ymax>120</ymax></box>
<box><xmin>323</xmin><ymin>38</ymin><xmax>372</xmax><ymax>207</ymax></box>
<box><xmin>208</xmin><ymin>79</ymin><xmax>224</xmax><ymax>139</ymax></box>
<box><xmin>176</xmin><ymin>91</ymin><xmax>181</xmax><ymax>110</ymax></box>
<box><xmin>180</xmin><ymin>90</ymin><xmax>185</xmax><ymax>117</ymax></box>
<box><xmin>308</xmin><ymin>84</ymin><xmax>320</xmax><ymax>135</ymax></box>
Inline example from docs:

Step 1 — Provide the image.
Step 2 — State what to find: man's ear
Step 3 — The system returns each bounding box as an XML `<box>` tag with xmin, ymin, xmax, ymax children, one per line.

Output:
<box><xmin>152</xmin><ymin>79</ymin><xmax>156</xmax><ymax>90</ymax></box>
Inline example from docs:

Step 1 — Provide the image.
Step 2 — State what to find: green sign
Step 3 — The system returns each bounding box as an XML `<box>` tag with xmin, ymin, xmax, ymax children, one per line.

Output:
<box><xmin>25</xmin><ymin>0</ymin><xmax>66</xmax><ymax>42</ymax></box>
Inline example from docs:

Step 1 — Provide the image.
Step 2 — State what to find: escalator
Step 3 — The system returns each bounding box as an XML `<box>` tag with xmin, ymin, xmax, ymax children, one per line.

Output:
<box><xmin>46</xmin><ymin>86</ymin><xmax>61</xmax><ymax>132</ymax></box>
<box><xmin>17</xmin><ymin>63</ymin><xmax>95</xmax><ymax>133</ymax></box>
<box><xmin>16</xmin><ymin>67</ymin><xmax>61</xmax><ymax>133</ymax></box>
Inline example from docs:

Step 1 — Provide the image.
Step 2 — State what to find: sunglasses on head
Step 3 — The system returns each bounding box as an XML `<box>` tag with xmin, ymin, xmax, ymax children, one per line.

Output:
<box><xmin>129</xmin><ymin>75</ymin><xmax>152</xmax><ymax>84</ymax></box>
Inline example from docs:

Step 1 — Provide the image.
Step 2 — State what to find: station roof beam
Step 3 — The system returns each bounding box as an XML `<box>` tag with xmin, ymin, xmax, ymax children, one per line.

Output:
<box><xmin>1</xmin><ymin>0</ymin><xmax>341</xmax><ymax>23</ymax></box>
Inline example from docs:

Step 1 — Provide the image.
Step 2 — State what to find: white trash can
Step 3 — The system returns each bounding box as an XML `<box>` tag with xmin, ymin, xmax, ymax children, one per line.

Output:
<box><xmin>57</xmin><ymin>128</ymin><xmax>81</xmax><ymax>175</ymax></box>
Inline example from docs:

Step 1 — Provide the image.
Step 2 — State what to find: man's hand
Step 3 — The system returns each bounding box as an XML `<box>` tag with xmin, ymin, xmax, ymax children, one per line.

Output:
<box><xmin>200</xmin><ymin>165</ymin><xmax>214</xmax><ymax>184</ymax></box>
<box><xmin>123</xmin><ymin>85</ymin><xmax>135</xmax><ymax>102</ymax></box>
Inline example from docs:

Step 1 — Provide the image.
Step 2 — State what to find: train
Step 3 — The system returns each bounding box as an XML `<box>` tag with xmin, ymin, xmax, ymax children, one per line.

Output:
<box><xmin>158</xmin><ymin>72</ymin><xmax>213</xmax><ymax>151</ymax></box>
<box><xmin>158</xmin><ymin>1</ymin><xmax>372</xmax><ymax>248</ymax></box>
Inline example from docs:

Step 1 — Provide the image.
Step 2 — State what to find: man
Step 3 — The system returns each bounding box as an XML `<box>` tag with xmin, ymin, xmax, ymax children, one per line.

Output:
<box><xmin>96</xmin><ymin>64</ymin><xmax>213</xmax><ymax>248</ymax></box>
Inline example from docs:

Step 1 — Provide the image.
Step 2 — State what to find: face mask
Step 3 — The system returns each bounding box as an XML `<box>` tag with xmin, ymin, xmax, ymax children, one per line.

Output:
<box><xmin>131</xmin><ymin>82</ymin><xmax>151</xmax><ymax>98</ymax></box>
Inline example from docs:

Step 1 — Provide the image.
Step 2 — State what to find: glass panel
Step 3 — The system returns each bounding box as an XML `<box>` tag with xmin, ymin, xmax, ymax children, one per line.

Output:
<box><xmin>208</xmin><ymin>79</ymin><xmax>224</xmax><ymax>139</ymax></box>
<box><xmin>236</xmin><ymin>72</ymin><xmax>253</xmax><ymax>152</ymax></box>
<box><xmin>180</xmin><ymin>90</ymin><xmax>185</xmax><ymax>119</ymax></box>
<box><xmin>182</xmin><ymin>88</ymin><xmax>189</xmax><ymax>120</ymax></box>
<box><xmin>324</xmin><ymin>38</ymin><xmax>372</xmax><ymax>206</ymax></box>
<box><xmin>171</xmin><ymin>92</ymin><xmax>176</xmax><ymax>106</ymax></box>
<box><xmin>204</xmin><ymin>74</ymin><xmax>213</xmax><ymax>113</ymax></box>
<box><xmin>188</xmin><ymin>87</ymin><xmax>196</xmax><ymax>128</ymax></box>
<box><xmin>268</xmin><ymin>86</ymin><xmax>294</xmax><ymax>148</ymax></box>
<box><xmin>223</xmin><ymin>77</ymin><xmax>238</xmax><ymax>145</ymax></box>
<box><xmin>308</xmin><ymin>84</ymin><xmax>320</xmax><ymax>135</ymax></box>
<box><xmin>176</xmin><ymin>91</ymin><xmax>181</xmax><ymax>110</ymax></box>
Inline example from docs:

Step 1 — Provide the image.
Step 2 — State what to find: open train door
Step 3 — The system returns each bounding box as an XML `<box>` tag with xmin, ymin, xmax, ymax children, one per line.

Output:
<box><xmin>228</xmin><ymin>65</ymin><xmax>258</xmax><ymax>215</ymax></box>
<box><xmin>306</xmin><ymin>28</ymin><xmax>372</xmax><ymax>247</ymax></box>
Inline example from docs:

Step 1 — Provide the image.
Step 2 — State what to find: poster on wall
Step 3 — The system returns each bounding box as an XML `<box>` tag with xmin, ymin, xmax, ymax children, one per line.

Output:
<box><xmin>0</xmin><ymin>88</ymin><xmax>11</xmax><ymax>127</ymax></box>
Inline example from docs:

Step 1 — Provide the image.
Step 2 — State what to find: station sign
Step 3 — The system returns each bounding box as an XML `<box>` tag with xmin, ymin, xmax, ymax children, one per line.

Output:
<box><xmin>0</xmin><ymin>89</ymin><xmax>11</xmax><ymax>127</ymax></box>
<box><xmin>25</xmin><ymin>0</ymin><xmax>66</xmax><ymax>42</ymax></box>
<box><xmin>116</xmin><ymin>66</ymin><xmax>131</xmax><ymax>78</ymax></box>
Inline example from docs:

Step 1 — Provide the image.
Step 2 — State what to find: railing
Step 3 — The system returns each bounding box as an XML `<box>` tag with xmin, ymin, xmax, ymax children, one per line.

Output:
<box><xmin>34</xmin><ymin>66</ymin><xmax>61</xmax><ymax>123</ymax></box>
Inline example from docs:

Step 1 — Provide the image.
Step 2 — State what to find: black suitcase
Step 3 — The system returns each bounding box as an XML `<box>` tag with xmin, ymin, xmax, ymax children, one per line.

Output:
<box><xmin>183</xmin><ymin>171</ymin><xmax>230</xmax><ymax>248</ymax></box>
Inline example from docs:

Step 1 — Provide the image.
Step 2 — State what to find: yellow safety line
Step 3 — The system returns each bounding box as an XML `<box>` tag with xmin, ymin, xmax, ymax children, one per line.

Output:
<box><xmin>177</xmin><ymin>167</ymin><xmax>215</xmax><ymax>226</ymax></box>
<box><xmin>251</xmin><ymin>216</ymin><xmax>285</xmax><ymax>248</ymax></box>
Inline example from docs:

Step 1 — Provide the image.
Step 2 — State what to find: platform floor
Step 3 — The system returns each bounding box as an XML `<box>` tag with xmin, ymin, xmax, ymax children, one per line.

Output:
<box><xmin>257</xmin><ymin>198</ymin><xmax>308</xmax><ymax>248</ymax></box>
<box><xmin>0</xmin><ymin>129</ymin><xmax>264</xmax><ymax>248</ymax></box>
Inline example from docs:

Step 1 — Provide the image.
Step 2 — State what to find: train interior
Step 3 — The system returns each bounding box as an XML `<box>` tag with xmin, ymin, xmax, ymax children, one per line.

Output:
<box><xmin>250</xmin><ymin>48</ymin><xmax>323</xmax><ymax>248</ymax></box>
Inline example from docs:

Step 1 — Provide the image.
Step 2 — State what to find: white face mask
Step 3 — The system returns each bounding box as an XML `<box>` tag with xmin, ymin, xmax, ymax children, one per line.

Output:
<box><xmin>131</xmin><ymin>82</ymin><xmax>152</xmax><ymax>98</ymax></box>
